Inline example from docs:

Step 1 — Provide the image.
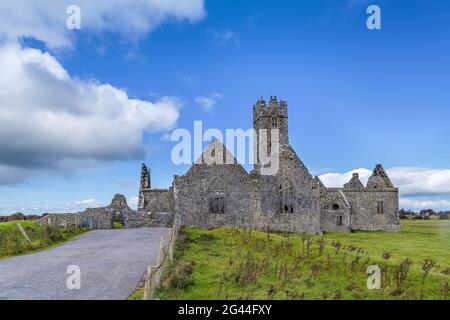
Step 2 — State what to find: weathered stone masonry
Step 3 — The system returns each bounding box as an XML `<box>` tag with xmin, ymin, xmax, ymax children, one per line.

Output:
<box><xmin>39</xmin><ymin>96</ymin><xmax>400</xmax><ymax>234</ymax></box>
<box><xmin>139</xmin><ymin>96</ymin><xmax>400</xmax><ymax>234</ymax></box>
<box><xmin>37</xmin><ymin>194</ymin><xmax>174</xmax><ymax>229</ymax></box>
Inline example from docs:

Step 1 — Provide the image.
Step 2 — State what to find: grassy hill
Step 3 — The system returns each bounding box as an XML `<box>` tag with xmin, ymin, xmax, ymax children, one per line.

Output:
<box><xmin>0</xmin><ymin>220</ymin><xmax>87</xmax><ymax>259</ymax></box>
<box><xmin>153</xmin><ymin>220</ymin><xmax>450</xmax><ymax>300</ymax></box>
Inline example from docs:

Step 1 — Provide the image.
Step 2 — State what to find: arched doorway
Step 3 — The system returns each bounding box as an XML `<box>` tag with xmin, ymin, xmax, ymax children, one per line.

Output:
<box><xmin>112</xmin><ymin>212</ymin><xmax>125</xmax><ymax>229</ymax></box>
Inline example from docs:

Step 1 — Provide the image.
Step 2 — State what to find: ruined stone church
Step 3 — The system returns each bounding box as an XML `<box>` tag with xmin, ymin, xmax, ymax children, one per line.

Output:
<box><xmin>138</xmin><ymin>96</ymin><xmax>400</xmax><ymax>233</ymax></box>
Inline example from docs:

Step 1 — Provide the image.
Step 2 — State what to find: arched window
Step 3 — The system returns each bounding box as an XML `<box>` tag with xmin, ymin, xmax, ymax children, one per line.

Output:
<box><xmin>279</xmin><ymin>180</ymin><xmax>294</xmax><ymax>214</ymax></box>
<box><xmin>208</xmin><ymin>178</ymin><xmax>226</xmax><ymax>215</ymax></box>
<box><xmin>209</xmin><ymin>195</ymin><xmax>225</xmax><ymax>214</ymax></box>
<box><xmin>377</xmin><ymin>201</ymin><xmax>384</xmax><ymax>214</ymax></box>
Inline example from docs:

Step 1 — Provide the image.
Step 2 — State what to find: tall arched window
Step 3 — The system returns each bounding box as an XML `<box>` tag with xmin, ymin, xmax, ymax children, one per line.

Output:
<box><xmin>209</xmin><ymin>193</ymin><xmax>225</xmax><ymax>214</ymax></box>
<box><xmin>279</xmin><ymin>179</ymin><xmax>294</xmax><ymax>213</ymax></box>
<box><xmin>208</xmin><ymin>178</ymin><xmax>226</xmax><ymax>214</ymax></box>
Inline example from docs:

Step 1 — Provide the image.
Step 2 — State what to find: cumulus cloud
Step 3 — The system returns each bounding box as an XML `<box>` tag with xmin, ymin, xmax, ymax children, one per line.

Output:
<box><xmin>387</xmin><ymin>167</ymin><xmax>450</xmax><ymax>197</ymax></box>
<box><xmin>319</xmin><ymin>168</ymin><xmax>372</xmax><ymax>188</ymax></box>
<box><xmin>399</xmin><ymin>198</ymin><xmax>450</xmax><ymax>211</ymax></box>
<box><xmin>320</xmin><ymin>167</ymin><xmax>450</xmax><ymax>197</ymax></box>
<box><xmin>0</xmin><ymin>44</ymin><xmax>181</xmax><ymax>184</ymax></box>
<box><xmin>0</xmin><ymin>0</ymin><xmax>206</xmax><ymax>49</ymax></box>
<box><xmin>195</xmin><ymin>93</ymin><xmax>223</xmax><ymax>112</ymax></box>
<box><xmin>319</xmin><ymin>166</ymin><xmax>450</xmax><ymax>211</ymax></box>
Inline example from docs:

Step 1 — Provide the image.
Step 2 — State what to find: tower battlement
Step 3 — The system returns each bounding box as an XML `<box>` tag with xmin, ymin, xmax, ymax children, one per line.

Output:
<box><xmin>253</xmin><ymin>96</ymin><xmax>288</xmax><ymax>120</ymax></box>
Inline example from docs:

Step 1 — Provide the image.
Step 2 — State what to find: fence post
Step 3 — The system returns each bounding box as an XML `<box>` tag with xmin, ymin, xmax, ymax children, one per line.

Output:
<box><xmin>143</xmin><ymin>265</ymin><xmax>157</xmax><ymax>300</ymax></box>
<box><xmin>168</xmin><ymin>227</ymin><xmax>175</xmax><ymax>262</ymax></box>
<box><xmin>155</xmin><ymin>235</ymin><xmax>164</xmax><ymax>285</ymax></box>
<box><xmin>143</xmin><ymin>218</ymin><xmax>181</xmax><ymax>300</ymax></box>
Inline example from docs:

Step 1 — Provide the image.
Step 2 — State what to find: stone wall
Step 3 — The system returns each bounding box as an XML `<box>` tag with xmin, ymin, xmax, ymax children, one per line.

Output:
<box><xmin>343</xmin><ymin>188</ymin><xmax>400</xmax><ymax>231</ymax></box>
<box><xmin>169</xmin><ymin>140</ymin><xmax>325</xmax><ymax>234</ymax></box>
<box><xmin>250</xmin><ymin>145</ymin><xmax>323</xmax><ymax>234</ymax></box>
<box><xmin>174</xmin><ymin>155</ymin><xmax>257</xmax><ymax>229</ymax></box>
<box><xmin>37</xmin><ymin>213</ymin><xmax>81</xmax><ymax>228</ymax></box>
<box><xmin>319</xmin><ymin>189</ymin><xmax>351</xmax><ymax>232</ymax></box>
<box><xmin>140</xmin><ymin>188</ymin><xmax>175</xmax><ymax>214</ymax></box>
<box><xmin>36</xmin><ymin>194</ymin><xmax>162</xmax><ymax>229</ymax></box>
<box><xmin>125</xmin><ymin>212</ymin><xmax>174</xmax><ymax>228</ymax></box>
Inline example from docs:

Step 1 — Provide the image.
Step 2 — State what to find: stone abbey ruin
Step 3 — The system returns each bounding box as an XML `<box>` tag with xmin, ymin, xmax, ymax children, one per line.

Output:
<box><xmin>39</xmin><ymin>96</ymin><xmax>400</xmax><ymax>234</ymax></box>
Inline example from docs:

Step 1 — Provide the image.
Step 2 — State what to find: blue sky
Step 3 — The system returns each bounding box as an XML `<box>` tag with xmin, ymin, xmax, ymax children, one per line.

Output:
<box><xmin>0</xmin><ymin>0</ymin><xmax>449</xmax><ymax>214</ymax></box>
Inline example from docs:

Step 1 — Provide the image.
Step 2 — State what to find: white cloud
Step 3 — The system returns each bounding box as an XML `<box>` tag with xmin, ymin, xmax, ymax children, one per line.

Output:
<box><xmin>195</xmin><ymin>93</ymin><xmax>223</xmax><ymax>112</ymax></box>
<box><xmin>128</xmin><ymin>196</ymin><xmax>139</xmax><ymax>209</ymax></box>
<box><xmin>74</xmin><ymin>199</ymin><xmax>96</xmax><ymax>205</ymax></box>
<box><xmin>399</xmin><ymin>198</ymin><xmax>450</xmax><ymax>211</ymax></box>
<box><xmin>207</xmin><ymin>29</ymin><xmax>239</xmax><ymax>47</ymax></box>
<box><xmin>387</xmin><ymin>167</ymin><xmax>450</xmax><ymax>197</ymax></box>
<box><xmin>319</xmin><ymin>166</ymin><xmax>450</xmax><ymax>211</ymax></box>
<box><xmin>0</xmin><ymin>43</ymin><xmax>181</xmax><ymax>184</ymax></box>
<box><xmin>0</xmin><ymin>198</ymin><xmax>103</xmax><ymax>215</ymax></box>
<box><xmin>319</xmin><ymin>167</ymin><xmax>450</xmax><ymax>197</ymax></box>
<box><xmin>319</xmin><ymin>168</ymin><xmax>372</xmax><ymax>188</ymax></box>
<box><xmin>0</xmin><ymin>0</ymin><xmax>206</xmax><ymax>49</ymax></box>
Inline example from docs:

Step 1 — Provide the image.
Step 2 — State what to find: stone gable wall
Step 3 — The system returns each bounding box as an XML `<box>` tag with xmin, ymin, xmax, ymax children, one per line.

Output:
<box><xmin>319</xmin><ymin>189</ymin><xmax>351</xmax><ymax>232</ymax></box>
<box><xmin>174</xmin><ymin>162</ymin><xmax>257</xmax><ymax>229</ymax></box>
<box><xmin>343</xmin><ymin>188</ymin><xmax>400</xmax><ymax>231</ymax></box>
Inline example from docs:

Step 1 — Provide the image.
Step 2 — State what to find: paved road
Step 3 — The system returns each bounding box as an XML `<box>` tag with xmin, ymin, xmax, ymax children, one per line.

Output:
<box><xmin>0</xmin><ymin>228</ymin><xmax>169</xmax><ymax>300</ymax></box>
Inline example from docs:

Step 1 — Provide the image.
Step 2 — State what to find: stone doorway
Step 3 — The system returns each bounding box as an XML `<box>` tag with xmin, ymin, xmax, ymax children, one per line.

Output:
<box><xmin>112</xmin><ymin>212</ymin><xmax>125</xmax><ymax>229</ymax></box>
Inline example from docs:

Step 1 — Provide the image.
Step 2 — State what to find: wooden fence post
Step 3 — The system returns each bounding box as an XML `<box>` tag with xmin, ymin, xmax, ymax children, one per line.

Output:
<box><xmin>169</xmin><ymin>227</ymin><xmax>175</xmax><ymax>262</ymax></box>
<box><xmin>143</xmin><ymin>217</ymin><xmax>181</xmax><ymax>300</ymax></box>
<box><xmin>143</xmin><ymin>265</ymin><xmax>157</xmax><ymax>300</ymax></box>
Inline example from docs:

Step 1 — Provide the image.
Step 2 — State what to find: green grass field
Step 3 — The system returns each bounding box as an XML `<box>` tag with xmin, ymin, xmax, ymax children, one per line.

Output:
<box><xmin>0</xmin><ymin>220</ymin><xmax>88</xmax><ymax>259</ymax></box>
<box><xmin>153</xmin><ymin>220</ymin><xmax>450</xmax><ymax>300</ymax></box>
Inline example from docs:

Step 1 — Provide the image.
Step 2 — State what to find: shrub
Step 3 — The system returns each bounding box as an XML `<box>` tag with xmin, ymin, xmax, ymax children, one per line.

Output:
<box><xmin>441</xmin><ymin>267</ymin><xmax>450</xmax><ymax>275</ymax></box>
<box><xmin>161</xmin><ymin>260</ymin><xmax>195</xmax><ymax>289</ymax></box>
<box><xmin>395</xmin><ymin>258</ymin><xmax>413</xmax><ymax>289</ymax></box>
<box><xmin>7</xmin><ymin>213</ymin><xmax>26</xmax><ymax>222</ymax></box>
<box><xmin>421</xmin><ymin>258</ymin><xmax>436</xmax><ymax>283</ymax></box>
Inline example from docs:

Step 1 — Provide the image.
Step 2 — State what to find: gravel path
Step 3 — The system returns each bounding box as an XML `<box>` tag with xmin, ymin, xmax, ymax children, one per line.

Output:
<box><xmin>0</xmin><ymin>228</ymin><xmax>169</xmax><ymax>300</ymax></box>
